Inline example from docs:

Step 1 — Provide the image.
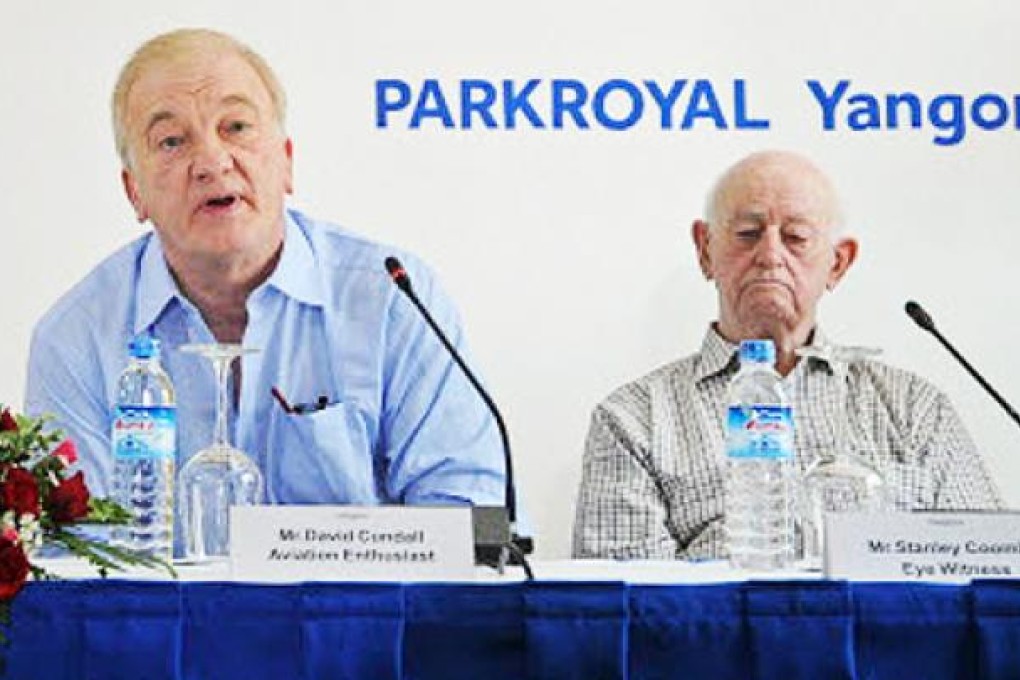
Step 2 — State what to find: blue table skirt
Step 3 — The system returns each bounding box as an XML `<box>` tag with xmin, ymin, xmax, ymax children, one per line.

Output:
<box><xmin>5</xmin><ymin>579</ymin><xmax>1020</xmax><ymax>679</ymax></box>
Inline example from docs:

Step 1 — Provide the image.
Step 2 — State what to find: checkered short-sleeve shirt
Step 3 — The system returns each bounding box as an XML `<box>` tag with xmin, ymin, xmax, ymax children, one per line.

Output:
<box><xmin>572</xmin><ymin>327</ymin><xmax>1004</xmax><ymax>560</ymax></box>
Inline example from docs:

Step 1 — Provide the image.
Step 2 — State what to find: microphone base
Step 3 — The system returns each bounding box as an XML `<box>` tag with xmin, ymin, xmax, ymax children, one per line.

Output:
<box><xmin>472</xmin><ymin>506</ymin><xmax>533</xmax><ymax>566</ymax></box>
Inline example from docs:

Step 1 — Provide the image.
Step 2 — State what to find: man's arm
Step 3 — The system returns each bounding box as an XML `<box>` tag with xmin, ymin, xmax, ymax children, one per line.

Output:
<box><xmin>925</xmin><ymin>392</ymin><xmax>1004</xmax><ymax>510</ymax></box>
<box><xmin>376</xmin><ymin>258</ymin><xmax>506</xmax><ymax>508</ymax></box>
<box><xmin>25</xmin><ymin>328</ymin><xmax>113</xmax><ymax>498</ymax></box>
<box><xmin>573</xmin><ymin>400</ymin><xmax>678</xmax><ymax>559</ymax></box>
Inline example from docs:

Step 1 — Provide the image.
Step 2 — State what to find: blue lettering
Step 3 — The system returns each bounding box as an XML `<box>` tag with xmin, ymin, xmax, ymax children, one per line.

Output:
<box><xmin>409</xmin><ymin>79</ymin><xmax>454</xmax><ymax>128</ymax></box>
<box><xmin>644</xmin><ymin>80</ymin><xmax>687</xmax><ymax>128</ymax></box>
<box><xmin>971</xmin><ymin>93</ymin><xmax>1009</xmax><ymax>130</ymax></box>
<box><xmin>733</xmin><ymin>80</ymin><xmax>770</xmax><ymax>129</ymax></box>
<box><xmin>552</xmin><ymin>79</ymin><xmax>590</xmax><ymax>129</ymax></box>
<box><xmin>682</xmin><ymin>80</ymin><xmax>727</xmax><ymax>129</ymax></box>
<box><xmin>929</xmin><ymin>94</ymin><xmax>965</xmax><ymax>145</ymax></box>
<box><xmin>806</xmin><ymin>79</ymin><xmax>851</xmax><ymax>130</ymax></box>
<box><xmin>885</xmin><ymin>93</ymin><xmax>922</xmax><ymax>129</ymax></box>
<box><xmin>375</xmin><ymin>79</ymin><xmax>411</xmax><ymax>128</ymax></box>
<box><xmin>593</xmin><ymin>79</ymin><xmax>644</xmax><ymax>130</ymax></box>
<box><xmin>847</xmin><ymin>94</ymin><xmax>882</xmax><ymax>130</ymax></box>
<box><xmin>379</xmin><ymin>78</ymin><xmax>1020</xmax><ymax>145</ymax></box>
<box><xmin>460</xmin><ymin>80</ymin><xmax>498</xmax><ymax>129</ymax></box>
<box><xmin>503</xmin><ymin>79</ymin><xmax>545</xmax><ymax>129</ymax></box>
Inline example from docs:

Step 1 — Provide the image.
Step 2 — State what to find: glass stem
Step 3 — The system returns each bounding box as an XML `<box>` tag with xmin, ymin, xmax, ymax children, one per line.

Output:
<box><xmin>212</xmin><ymin>356</ymin><xmax>230</xmax><ymax>448</ymax></box>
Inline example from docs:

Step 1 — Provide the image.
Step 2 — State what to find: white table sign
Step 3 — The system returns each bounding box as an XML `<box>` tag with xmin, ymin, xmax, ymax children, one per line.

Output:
<box><xmin>230</xmin><ymin>505</ymin><xmax>475</xmax><ymax>582</ymax></box>
<box><xmin>825</xmin><ymin>511</ymin><xmax>1020</xmax><ymax>582</ymax></box>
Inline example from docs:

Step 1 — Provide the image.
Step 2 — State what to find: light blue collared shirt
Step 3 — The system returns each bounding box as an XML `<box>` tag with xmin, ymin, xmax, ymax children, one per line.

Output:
<box><xmin>26</xmin><ymin>209</ymin><xmax>506</xmax><ymax>551</ymax></box>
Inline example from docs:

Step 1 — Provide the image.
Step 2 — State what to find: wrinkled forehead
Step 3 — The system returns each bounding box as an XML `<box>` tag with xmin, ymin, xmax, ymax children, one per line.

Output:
<box><xmin>715</xmin><ymin>158</ymin><xmax>840</xmax><ymax>228</ymax></box>
<box><xmin>124</xmin><ymin>48</ymin><xmax>272</xmax><ymax>127</ymax></box>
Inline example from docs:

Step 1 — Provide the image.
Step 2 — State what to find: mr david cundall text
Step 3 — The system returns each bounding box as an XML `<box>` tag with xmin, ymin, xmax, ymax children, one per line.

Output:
<box><xmin>266</xmin><ymin>527</ymin><xmax>436</xmax><ymax>563</ymax></box>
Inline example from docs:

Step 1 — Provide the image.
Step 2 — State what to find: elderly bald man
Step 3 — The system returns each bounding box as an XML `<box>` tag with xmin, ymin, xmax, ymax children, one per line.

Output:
<box><xmin>573</xmin><ymin>150</ymin><xmax>1002</xmax><ymax>560</ymax></box>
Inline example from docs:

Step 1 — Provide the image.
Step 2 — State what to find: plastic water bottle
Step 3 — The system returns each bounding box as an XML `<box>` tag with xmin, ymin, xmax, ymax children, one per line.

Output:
<box><xmin>111</xmin><ymin>335</ymin><xmax>176</xmax><ymax>560</ymax></box>
<box><xmin>724</xmin><ymin>339</ymin><xmax>795</xmax><ymax>571</ymax></box>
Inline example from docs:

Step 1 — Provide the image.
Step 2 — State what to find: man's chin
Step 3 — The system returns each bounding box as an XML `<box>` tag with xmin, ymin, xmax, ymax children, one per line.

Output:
<box><xmin>186</xmin><ymin>221</ymin><xmax>280</xmax><ymax>257</ymax></box>
<box><xmin>736</xmin><ymin>302</ymin><xmax>799</xmax><ymax>336</ymax></box>
<box><xmin>174</xmin><ymin>234</ymin><xmax>272</xmax><ymax>266</ymax></box>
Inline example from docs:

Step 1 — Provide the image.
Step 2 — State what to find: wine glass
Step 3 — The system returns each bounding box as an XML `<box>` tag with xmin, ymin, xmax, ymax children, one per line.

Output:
<box><xmin>178</xmin><ymin>344</ymin><xmax>264</xmax><ymax>563</ymax></box>
<box><xmin>795</xmin><ymin>344</ymin><xmax>890</xmax><ymax>570</ymax></box>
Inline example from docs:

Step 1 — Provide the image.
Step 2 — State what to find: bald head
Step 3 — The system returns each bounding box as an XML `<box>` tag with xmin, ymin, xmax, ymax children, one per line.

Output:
<box><xmin>705</xmin><ymin>150</ymin><xmax>845</xmax><ymax>237</ymax></box>
<box><xmin>691</xmin><ymin>150</ymin><xmax>859</xmax><ymax>371</ymax></box>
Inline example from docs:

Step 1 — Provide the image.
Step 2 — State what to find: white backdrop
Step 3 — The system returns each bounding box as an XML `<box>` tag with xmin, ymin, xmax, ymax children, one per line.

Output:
<box><xmin>3</xmin><ymin>1</ymin><xmax>1019</xmax><ymax>558</ymax></box>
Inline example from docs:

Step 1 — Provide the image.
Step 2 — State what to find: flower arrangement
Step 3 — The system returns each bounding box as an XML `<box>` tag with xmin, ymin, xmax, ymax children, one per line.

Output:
<box><xmin>0</xmin><ymin>405</ymin><xmax>170</xmax><ymax>641</ymax></box>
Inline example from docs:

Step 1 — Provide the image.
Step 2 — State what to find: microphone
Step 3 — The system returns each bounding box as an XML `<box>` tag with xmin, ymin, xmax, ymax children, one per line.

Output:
<box><xmin>905</xmin><ymin>300</ymin><xmax>1020</xmax><ymax>428</ymax></box>
<box><xmin>384</xmin><ymin>256</ymin><xmax>533</xmax><ymax>571</ymax></box>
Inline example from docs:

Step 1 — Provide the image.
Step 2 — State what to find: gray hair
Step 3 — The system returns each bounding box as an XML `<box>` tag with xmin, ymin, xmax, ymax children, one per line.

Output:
<box><xmin>112</xmin><ymin>28</ymin><xmax>287</xmax><ymax>167</ymax></box>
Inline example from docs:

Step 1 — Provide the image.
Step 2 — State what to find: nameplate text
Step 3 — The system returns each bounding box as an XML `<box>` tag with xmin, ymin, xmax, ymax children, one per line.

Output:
<box><xmin>825</xmin><ymin>512</ymin><xmax>1020</xmax><ymax>582</ymax></box>
<box><xmin>231</xmin><ymin>506</ymin><xmax>474</xmax><ymax>582</ymax></box>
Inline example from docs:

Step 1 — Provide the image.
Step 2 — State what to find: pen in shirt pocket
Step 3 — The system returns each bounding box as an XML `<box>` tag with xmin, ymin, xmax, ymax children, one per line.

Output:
<box><xmin>271</xmin><ymin>386</ymin><xmax>332</xmax><ymax>415</ymax></box>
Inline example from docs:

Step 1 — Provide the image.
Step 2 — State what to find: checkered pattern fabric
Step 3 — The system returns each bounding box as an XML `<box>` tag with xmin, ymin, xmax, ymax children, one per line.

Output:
<box><xmin>573</xmin><ymin>327</ymin><xmax>1003</xmax><ymax>559</ymax></box>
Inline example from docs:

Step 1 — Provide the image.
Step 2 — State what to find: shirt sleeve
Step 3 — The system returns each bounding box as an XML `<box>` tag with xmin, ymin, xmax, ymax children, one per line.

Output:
<box><xmin>925</xmin><ymin>391</ymin><xmax>1004</xmax><ymax>511</ymax></box>
<box><xmin>572</xmin><ymin>398</ymin><xmax>678</xmax><ymax>559</ymax></box>
<box><xmin>24</xmin><ymin>327</ymin><xmax>114</xmax><ymax>498</ymax></box>
<box><xmin>376</xmin><ymin>258</ymin><xmax>507</xmax><ymax>509</ymax></box>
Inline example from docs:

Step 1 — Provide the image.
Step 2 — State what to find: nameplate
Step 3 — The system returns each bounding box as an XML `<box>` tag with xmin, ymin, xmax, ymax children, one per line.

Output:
<box><xmin>825</xmin><ymin>512</ymin><xmax>1020</xmax><ymax>582</ymax></box>
<box><xmin>230</xmin><ymin>505</ymin><xmax>474</xmax><ymax>582</ymax></box>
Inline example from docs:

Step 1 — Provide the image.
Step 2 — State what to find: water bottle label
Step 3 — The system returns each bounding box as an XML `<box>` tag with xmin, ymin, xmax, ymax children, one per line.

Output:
<box><xmin>112</xmin><ymin>406</ymin><xmax>176</xmax><ymax>460</ymax></box>
<box><xmin>726</xmin><ymin>404</ymin><xmax>794</xmax><ymax>460</ymax></box>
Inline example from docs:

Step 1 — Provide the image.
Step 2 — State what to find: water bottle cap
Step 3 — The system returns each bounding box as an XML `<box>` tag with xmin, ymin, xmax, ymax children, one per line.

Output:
<box><xmin>739</xmin><ymin>339</ymin><xmax>775</xmax><ymax>365</ymax></box>
<box><xmin>128</xmin><ymin>334</ymin><xmax>160</xmax><ymax>360</ymax></box>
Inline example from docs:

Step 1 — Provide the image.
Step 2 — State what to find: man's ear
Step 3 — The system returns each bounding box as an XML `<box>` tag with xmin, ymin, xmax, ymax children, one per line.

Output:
<box><xmin>121</xmin><ymin>168</ymin><xmax>148</xmax><ymax>223</ymax></box>
<box><xmin>692</xmin><ymin>219</ymin><xmax>714</xmax><ymax>280</ymax></box>
<box><xmin>827</xmin><ymin>237</ymin><xmax>859</xmax><ymax>290</ymax></box>
<box><xmin>283</xmin><ymin>137</ymin><xmax>294</xmax><ymax>195</ymax></box>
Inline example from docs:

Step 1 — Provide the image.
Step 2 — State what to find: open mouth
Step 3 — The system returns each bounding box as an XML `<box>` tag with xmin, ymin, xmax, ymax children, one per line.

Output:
<box><xmin>205</xmin><ymin>194</ymin><xmax>238</xmax><ymax>209</ymax></box>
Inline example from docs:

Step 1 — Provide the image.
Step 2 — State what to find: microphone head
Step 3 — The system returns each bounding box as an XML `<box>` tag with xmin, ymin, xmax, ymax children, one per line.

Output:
<box><xmin>905</xmin><ymin>300</ymin><xmax>936</xmax><ymax>332</ymax></box>
<box><xmin>384</xmin><ymin>256</ymin><xmax>413</xmax><ymax>293</ymax></box>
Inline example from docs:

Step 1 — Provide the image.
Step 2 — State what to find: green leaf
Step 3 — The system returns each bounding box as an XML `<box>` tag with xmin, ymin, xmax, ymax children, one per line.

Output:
<box><xmin>47</xmin><ymin>528</ymin><xmax>177</xmax><ymax>578</ymax></box>
<box><xmin>86</xmin><ymin>498</ymin><xmax>132</xmax><ymax>525</ymax></box>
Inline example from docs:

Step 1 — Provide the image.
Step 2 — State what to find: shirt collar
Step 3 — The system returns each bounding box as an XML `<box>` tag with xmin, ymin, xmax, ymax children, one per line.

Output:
<box><xmin>693</xmin><ymin>325</ymin><xmax>741</xmax><ymax>382</ymax></box>
<box><xmin>133</xmin><ymin>211</ymin><xmax>325</xmax><ymax>336</ymax></box>
<box><xmin>260</xmin><ymin>210</ymin><xmax>325</xmax><ymax>307</ymax></box>
<box><xmin>134</xmin><ymin>233</ymin><xmax>180</xmax><ymax>336</ymax></box>
<box><xmin>795</xmin><ymin>327</ymin><xmax>849</xmax><ymax>378</ymax></box>
<box><xmin>693</xmin><ymin>324</ymin><xmax>839</xmax><ymax>383</ymax></box>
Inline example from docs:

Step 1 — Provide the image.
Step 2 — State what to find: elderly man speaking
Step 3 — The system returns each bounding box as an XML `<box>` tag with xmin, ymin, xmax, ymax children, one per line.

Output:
<box><xmin>573</xmin><ymin>150</ymin><xmax>1002</xmax><ymax>560</ymax></box>
<box><xmin>25</xmin><ymin>29</ymin><xmax>507</xmax><ymax>555</ymax></box>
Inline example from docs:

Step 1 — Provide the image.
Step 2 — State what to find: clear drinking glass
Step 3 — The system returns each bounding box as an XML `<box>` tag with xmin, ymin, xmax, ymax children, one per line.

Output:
<box><xmin>795</xmin><ymin>344</ymin><xmax>890</xmax><ymax>570</ymax></box>
<box><xmin>178</xmin><ymin>344</ymin><xmax>264</xmax><ymax>563</ymax></box>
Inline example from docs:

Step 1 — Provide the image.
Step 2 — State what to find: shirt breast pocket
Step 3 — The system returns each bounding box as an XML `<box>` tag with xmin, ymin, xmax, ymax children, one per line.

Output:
<box><xmin>265</xmin><ymin>401</ymin><xmax>379</xmax><ymax>505</ymax></box>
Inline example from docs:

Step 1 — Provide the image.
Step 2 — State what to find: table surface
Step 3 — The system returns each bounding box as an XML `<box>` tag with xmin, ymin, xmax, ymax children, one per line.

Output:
<box><xmin>29</xmin><ymin>555</ymin><xmax>841</xmax><ymax>583</ymax></box>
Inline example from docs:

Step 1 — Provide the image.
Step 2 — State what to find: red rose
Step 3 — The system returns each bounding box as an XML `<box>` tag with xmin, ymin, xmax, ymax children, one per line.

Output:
<box><xmin>48</xmin><ymin>471</ymin><xmax>90</xmax><ymax>523</ymax></box>
<box><xmin>0</xmin><ymin>409</ymin><xmax>16</xmax><ymax>433</ymax></box>
<box><xmin>0</xmin><ymin>538</ymin><xmax>30</xmax><ymax>600</ymax></box>
<box><xmin>0</xmin><ymin>468</ymin><xmax>39</xmax><ymax>517</ymax></box>
<box><xmin>52</xmin><ymin>439</ymin><xmax>78</xmax><ymax>466</ymax></box>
